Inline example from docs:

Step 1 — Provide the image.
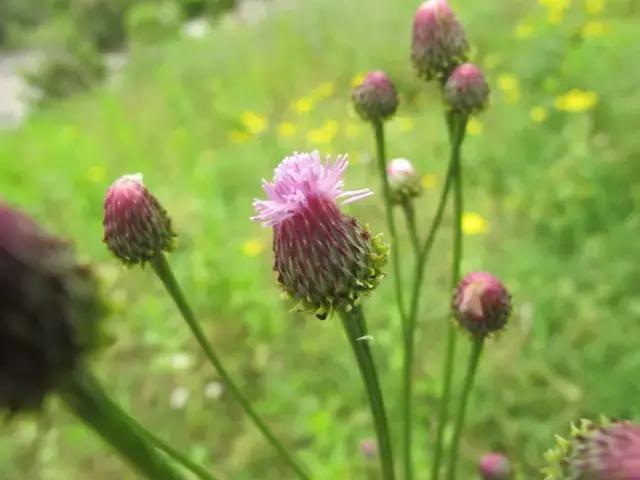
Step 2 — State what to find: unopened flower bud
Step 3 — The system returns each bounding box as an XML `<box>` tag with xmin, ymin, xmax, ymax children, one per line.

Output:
<box><xmin>479</xmin><ymin>452</ymin><xmax>512</xmax><ymax>480</ymax></box>
<box><xmin>453</xmin><ymin>272</ymin><xmax>511</xmax><ymax>336</ymax></box>
<box><xmin>252</xmin><ymin>151</ymin><xmax>388</xmax><ymax>319</ymax></box>
<box><xmin>103</xmin><ymin>174</ymin><xmax>175</xmax><ymax>265</ymax></box>
<box><xmin>411</xmin><ymin>0</ymin><xmax>469</xmax><ymax>81</ymax></box>
<box><xmin>351</xmin><ymin>71</ymin><xmax>399</xmax><ymax>123</ymax></box>
<box><xmin>0</xmin><ymin>204</ymin><xmax>102</xmax><ymax>412</ymax></box>
<box><xmin>444</xmin><ymin>63</ymin><xmax>490</xmax><ymax>114</ymax></box>
<box><xmin>387</xmin><ymin>158</ymin><xmax>422</xmax><ymax>204</ymax></box>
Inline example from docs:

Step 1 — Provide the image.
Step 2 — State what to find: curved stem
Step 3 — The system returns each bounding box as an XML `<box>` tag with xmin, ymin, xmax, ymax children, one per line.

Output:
<box><xmin>401</xmin><ymin>200</ymin><xmax>420</xmax><ymax>257</ymax></box>
<box><xmin>339</xmin><ymin>306</ymin><xmax>395</xmax><ymax>480</ymax></box>
<box><xmin>430</xmin><ymin>114</ymin><xmax>468</xmax><ymax>480</ymax></box>
<box><xmin>150</xmin><ymin>254</ymin><xmax>309</xmax><ymax>480</ymax></box>
<box><xmin>61</xmin><ymin>371</ymin><xmax>184</xmax><ymax>480</ymax></box>
<box><xmin>446</xmin><ymin>338</ymin><xmax>484</xmax><ymax>480</ymax></box>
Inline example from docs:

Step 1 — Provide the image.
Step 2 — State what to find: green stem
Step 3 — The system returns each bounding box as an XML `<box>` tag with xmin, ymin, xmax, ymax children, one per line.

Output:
<box><xmin>150</xmin><ymin>254</ymin><xmax>309</xmax><ymax>480</ymax></box>
<box><xmin>430</xmin><ymin>114</ymin><xmax>468</xmax><ymax>480</ymax></box>
<box><xmin>339</xmin><ymin>306</ymin><xmax>395</xmax><ymax>480</ymax></box>
<box><xmin>446</xmin><ymin>338</ymin><xmax>484</xmax><ymax>480</ymax></box>
<box><xmin>60</xmin><ymin>370</ymin><xmax>184</xmax><ymax>480</ymax></box>
<box><xmin>401</xmin><ymin>200</ymin><xmax>420</xmax><ymax>257</ymax></box>
<box><xmin>373</xmin><ymin>120</ymin><xmax>407</xmax><ymax>326</ymax></box>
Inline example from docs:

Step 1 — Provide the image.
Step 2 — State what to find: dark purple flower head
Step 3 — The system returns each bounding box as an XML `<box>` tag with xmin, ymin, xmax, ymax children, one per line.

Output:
<box><xmin>453</xmin><ymin>272</ymin><xmax>511</xmax><ymax>336</ymax></box>
<box><xmin>351</xmin><ymin>71</ymin><xmax>399</xmax><ymax>123</ymax></box>
<box><xmin>103</xmin><ymin>174</ymin><xmax>175</xmax><ymax>265</ymax></box>
<box><xmin>387</xmin><ymin>158</ymin><xmax>422</xmax><ymax>204</ymax></box>
<box><xmin>444</xmin><ymin>63</ymin><xmax>490</xmax><ymax>115</ymax></box>
<box><xmin>0</xmin><ymin>204</ymin><xmax>102</xmax><ymax>412</ymax></box>
<box><xmin>252</xmin><ymin>152</ymin><xmax>388</xmax><ymax>319</ymax></box>
<box><xmin>411</xmin><ymin>0</ymin><xmax>469</xmax><ymax>81</ymax></box>
<box><xmin>479</xmin><ymin>452</ymin><xmax>512</xmax><ymax>480</ymax></box>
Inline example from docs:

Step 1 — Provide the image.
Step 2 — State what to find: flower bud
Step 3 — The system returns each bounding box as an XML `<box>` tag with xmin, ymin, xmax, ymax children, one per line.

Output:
<box><xmin>253</xmin><ymin>152</ymin><xmax>388</xmax><ymax>319</ymax></box>
<box><xmin>0</xmin><ymin>204</ymin><xmax>103</xmax><ymax>412</ymax></box>
<box><xmin>103</xmin><ymin>174</ymin><xmax>176</xmax><ymax>265</ymax></box>
<box><xmin>411</xmin><ymin>0</ymin><xmax>469</xmax><ymax>81</ymax></box>
<box><xmin>453</xmin><ymin>272</ymin><xmax>511</xmax><ymax>336</ymax></box>
<box><xmin>387</xmin><ymin>158</ymin><xmax>422</xmax><ymax>204</ymax></box>
<box><xmin>444</xmin><ymin>63</ymin><xmax>490</xmax><ymax>115</ymax></box>
<box><xmin>351</xmin><ymin>71</ymin><xmax>399</xmax><ymax>123</ymax></box>
<box><xmin>479</xmin><ymin>452</ymin><xmax>512</xmax><ymax>480</ymax></box>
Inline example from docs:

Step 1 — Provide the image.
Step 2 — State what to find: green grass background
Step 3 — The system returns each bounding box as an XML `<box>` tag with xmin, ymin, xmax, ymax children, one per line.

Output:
<box><xmin>1</xmin><ymin>0</ymin><xmax>640</xmax><ymax>478</ymax></box>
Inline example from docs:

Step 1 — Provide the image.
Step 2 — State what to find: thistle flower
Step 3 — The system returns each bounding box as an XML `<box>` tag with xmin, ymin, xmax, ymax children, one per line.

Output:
<box><xmin>411</xmin><ymin>0</ymin><xmax>469</xmax><ymax>81</ymax></box>
<box><xmin>479</xmin><ymin>452</ymin><xmax>512</xmax><ymax>480</ymax></box>
<box><xmin>543</xmin><ymin>419</ymin><xmax>640</xmax><ymax>480</ymax></box>
<box><xmin>444</xmin><ymin>63</ymin><xmax>490</xmax><ymax>115</ymax></box>
<box><xmin>252</xmin><ymin>151</ymin><xmax>388</xmax><ymax>319</ymax></box>
<box><xmin>387</xmin><ymin>158</ymin><xmax>422</xmax><ymax>204</ymax></box>
<box><xmin>453</xmin><ymin>271</ymin><xmax>511</xmax><ymax>336</ymax></box>
<box><xmin>103</xmin><ymin>174</ymin><xmax>175</xmax><ymax>265</ymax></box>
<box><xmin>351</xmin><ymin>71</ymin><xmax>399</xmax><ymax>123</ymax></box>
<box><xmin>0</xmin><ymin>204</ymin><xmax>102</xmax><ymax>412</ymax></box>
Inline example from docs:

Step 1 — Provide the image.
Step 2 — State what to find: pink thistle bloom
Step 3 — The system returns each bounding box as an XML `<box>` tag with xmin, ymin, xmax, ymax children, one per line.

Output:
<box><xmin>453</xmin><ymin>271</ymin><xmax>511</xmax><ymax>336</ymax></box>
<box><xmin>387</xmin><ymin>158</ymin><xmax>422</xmax><ymax>204</ymax></box>
<box><xmin>351</xmin><ymin>71</ymin><xmax>399</xmax><ymax>123</ymax></box>
<box><xmin>252</xmin><ymin>151</ymin><xmax>388</xmax><ymax>319</ymax></box>
<box><xmin>103</xmin><ymin>174</ymin><xmax>175</xmax><ymax>265</ymax></box>
<box><xmin>444</xmin><ymin>63</ymin><xmax>490</xmax><ymax>115</ymax></box>
<box><xmin>411</xmin><ymin>0</ymin><xmax>469</xmax><ymax>81</ymax></box>
<box><xmin>479</xmin><ymin>452</ymin><xmax>512</xmax><ymax>480</ymax></box>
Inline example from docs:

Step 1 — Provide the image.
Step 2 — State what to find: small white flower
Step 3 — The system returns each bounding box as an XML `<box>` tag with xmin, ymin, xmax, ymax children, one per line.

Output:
<box><xmin>204</xmin><ymin>381</ymin><xmax>225</xmax><ymax>400</ymax></box>
<box><xmin>170</xmin><ymin>387</ymin><xmax>190</xmax><ymax>410</ymax></box>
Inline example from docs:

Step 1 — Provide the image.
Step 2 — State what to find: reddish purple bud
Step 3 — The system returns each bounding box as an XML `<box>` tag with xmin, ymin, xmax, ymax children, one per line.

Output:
<box><xmin>387</xmin><ymin>158</ymin><xmax>422</xmax><ymax>204</ymax></box>
<box><xmin>411</xmin><ymin>0</ymin><xmax>469</xmax><ymax>81</ymax></box>
<box><xmin>351</xmin><ymin>71</ymin><xmax>399</xmax><ymax>123</ymax></box>
<box><xmin>103</xmin><ymin>174</ymin><xmax>175</xmax><ymax>265</ymax></box>
<box><xmin>252</xmin><ymin>152</ymin><xmax>388</xmax><ymax>319</ymax></box>
<box><xmin>569</xmin><ymin>422</ymin><xmax>640</xmax><ymax>479</ymax></box>
<box><xmin>479</xmin><ymin>452</ymin><xmax>512</xmax><ymax>480</ymax></box>
<box><xmin>444</xmin><ymin>63</ymin><xmax>490</xmax><ymax>114</ymax></box>
<box><xmin>0</xmin><ymin>204</ymin><xmax>102</xmax><ymax>412</ymax></box>
<box><xmin>453</xmin><ymin>272</ymin><xmax>511</xmax><ymax>336</ymax></box>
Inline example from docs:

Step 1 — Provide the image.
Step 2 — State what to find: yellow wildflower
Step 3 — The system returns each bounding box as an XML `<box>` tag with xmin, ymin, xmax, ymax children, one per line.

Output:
<box><xmin>582</xmin><ymin>20</ymin><xmax>606</xmax><ymax>38</ymax></box>
<box><xmin>307</xmin><ymin>121</ymin><xmax>339</xmax><ymax>144</ymax></box>
<box><xmin>585</xmin><ymin>0</ymin><xmax>604</xmax><ymax>15</ymax></box>
<box><xmin>344</xmin><ymin>121</ymin><xmax>361</xmax><ymax>139</ymax></box>
<box><xmin>514</xmin><ymin>22</ymin><xmax>534</xmax><ymax>39</ymax></box>
<box><xmin>351</xmin><ymin>73</ymin><xmax>366</xmax><ymax>88</ymax></box>
<box><xmin>240</xmin><ymin>111</ymin><xmax>267</xmax><ymax>135</ymax></box>
<box><xmin>293</xmin><ymin>97</ymin><xmax>315</xmax><ymax>114</ymax></box>
<box><xmin>530</xmin><ymin>106</ymin><xmax>549</xmax><ymax>123</ymax></box>
<box><xmin>466</xmin><ymin>118</ymin><xmax>483</xmax><ymax>136</ymax></box>
<box><xmin>312</xmin><ymin>81</ymin><xmax>335</xmax><ymax>99</ymax></box>
<box><xmin>277</xmin><ymin>122</ymin><xmax>296</xmax><ymax>139</ymax></box>
<box><xmin>498</xmin><ymin>73</ymin><xmax>520</xmax><ymax>104</ymax></box>
<box><xmin>86</xmin><ymin>165</ymin><xmax>106</xmax><ymax>183</ymax></box>
<box><xmin>242</xmin><ymin>240</ymin><xmax>264</xmax><ymax>258</ymax></box>
<box><xmin>554</xmin><ymin>89</ymin><xmax>598</xmax><ymax>112</ymax></box>
<box><xmin>421</xmin><ymin>174</ymin><xmax>438</xmax><ymax>190</ymax></box>
<box><xmin>462</xmin><ymin>212</ymin><xmax>489</xmax><ymax>235</ymax></box>
<box><xmin>228</xmin><ymin>130</ymin><xmax>251</xmax><ymax>143</ymax></box>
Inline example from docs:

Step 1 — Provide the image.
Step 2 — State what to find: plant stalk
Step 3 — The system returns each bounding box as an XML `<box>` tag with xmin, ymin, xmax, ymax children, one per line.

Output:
<box><xmin>150</xmin><ymin>253</ymin><xmax>309</xmax><ymax>480</ymax></box>
<box><xmin>339</xmin><ymin>305</ymin><xmax>395</xmax><ymax>480</ymax></box>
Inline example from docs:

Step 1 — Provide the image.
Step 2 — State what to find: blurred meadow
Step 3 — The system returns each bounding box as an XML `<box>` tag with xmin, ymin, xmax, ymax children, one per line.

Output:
<box><xmin>1</xmin><ymin>0</ymin><xmax>640</xmax><ymax>478</ymax></box>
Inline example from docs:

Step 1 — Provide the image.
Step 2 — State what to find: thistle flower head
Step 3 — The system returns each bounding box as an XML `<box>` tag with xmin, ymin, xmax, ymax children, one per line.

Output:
<box><xmin>453</xmin><ymin>271</ymin><xmax>511</xmax><ymax>336</ymax></box>
<box><xmin>444</xmin><ymin>63</ymin><xmax>490</xmax><ymax>115</ymax></box>
<box><xmin>387</xmin><ymin>158</ymin><xmax>422</xmax><ymax>204</ymax></box>
<box><xmin>543</xmin><ymin>419</ymin><xmax>640</xmax><ymax>480</ymax></box>
<box><xmin>351</xmin><ymin>71</ymin><xmax>399</xmax><ymax>123</ymax></box>
<box><xmin>252</xmin><ymin>151</ymin><xmax>388</xmax><ymax>319</ymax></box>
<box><xmin>411</xmin><ymin>0</ymin><xmax>469</xmax><ymax>81</ymax></box>
<box><xmin>0</xmin><ymin>204</ymin><xmax>102</xmax><ymax>412</ymax></box>
<box><xmin>103</xmin><ymin>173</ymin><xmax>175</xmax><ymax>265</ymax></box>
<box><xmin>479</xmin><ymin>452</ymin><xmax>512</xmax><ymax>480</ymax></box>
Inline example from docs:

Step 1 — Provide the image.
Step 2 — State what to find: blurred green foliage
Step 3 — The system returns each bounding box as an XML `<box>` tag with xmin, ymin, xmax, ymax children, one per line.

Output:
<box><xmin>1</xmin><ymin>0</ymin><xmax>640</xmax><ymax>478</ymax></box>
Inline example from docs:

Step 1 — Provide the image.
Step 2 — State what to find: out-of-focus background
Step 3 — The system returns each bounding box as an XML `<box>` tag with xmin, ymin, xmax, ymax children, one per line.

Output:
<box><xmin>1</xmin><ymin>0</ymin><xmax>639</xmax><ymax>478</ymax></box>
